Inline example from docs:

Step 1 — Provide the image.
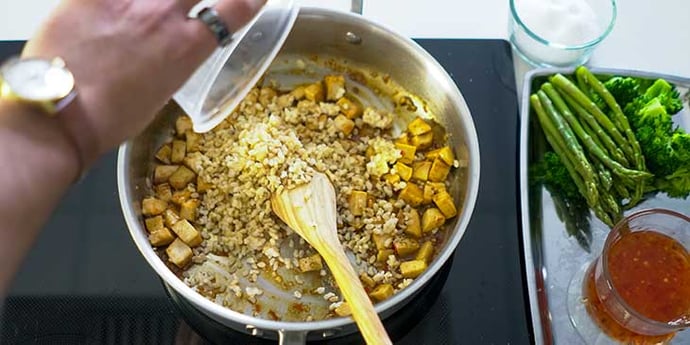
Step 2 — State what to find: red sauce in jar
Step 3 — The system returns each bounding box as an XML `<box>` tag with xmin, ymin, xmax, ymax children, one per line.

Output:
<box><xmin>584</xmin><ymin>230</ymin><xmax>690</xmax><ymax>344</ymax></box>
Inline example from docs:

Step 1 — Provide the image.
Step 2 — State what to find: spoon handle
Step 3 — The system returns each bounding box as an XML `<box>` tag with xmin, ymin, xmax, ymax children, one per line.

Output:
<box><xmin>316</xmin><ymin>241</ymin><xmax>392</xmax><ymax>345</ymax></box>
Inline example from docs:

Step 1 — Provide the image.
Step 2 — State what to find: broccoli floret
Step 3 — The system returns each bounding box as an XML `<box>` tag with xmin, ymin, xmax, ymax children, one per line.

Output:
<box><xmin>630</xmin><ymin>98</ymin><xmax>683</xmax><ymax>177</ymax></box>
<box><xmin>670</xmin><ymin>131</ymin><xmax>690</xmax><ymax>162</ymax></box>
<box><xmin>639</xmin><ymin>79</ymin><xmax>683</xmax><ymax>115</ymax></box>
<box><xmin>530</xmin><ymin>151</ymin><xmax>582</xmax><ymax>202</ymax></box>
<box><xmin>655</xmin><ymin>166</ymin><xmax>690</xmax><ymax>198</ymax></box>
<box><xmin>623</xmin><ymin>82</ymin><xmax>690</xmax><ymax>197</ymax></box>
<box><xmin>630</xmin><ymin>98</ymin><xmax>674</xmax><ymax>131</ymax></box>
<box><xmin>603</xmin><ymin>77</ymin><xmax>640</xmax><ymax>106</ymax></box>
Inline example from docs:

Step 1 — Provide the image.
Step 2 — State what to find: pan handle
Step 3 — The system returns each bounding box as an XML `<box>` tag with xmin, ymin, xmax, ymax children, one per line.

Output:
<box><xmin>278</xmin><ymin>330</ymin><xmax>308</xmax><ymax>345</ymax></box>
<box><xmin>350</xmin><ymin>0</ymin><xmax>363</xmax><ymax>14</ymax></box>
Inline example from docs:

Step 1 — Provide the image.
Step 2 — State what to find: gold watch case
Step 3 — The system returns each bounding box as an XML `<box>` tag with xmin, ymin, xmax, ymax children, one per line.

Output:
<box><xmin>0</xmin><ymin>57</ymin><xmax>75</xmax><ymax>114</ymax></box>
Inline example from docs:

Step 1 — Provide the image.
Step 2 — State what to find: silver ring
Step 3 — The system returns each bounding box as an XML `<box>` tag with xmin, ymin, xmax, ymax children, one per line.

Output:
<box><xmin>197</xmin><ymin>7</ymin><xmax>233</xmax><ymax>47</ymax></box>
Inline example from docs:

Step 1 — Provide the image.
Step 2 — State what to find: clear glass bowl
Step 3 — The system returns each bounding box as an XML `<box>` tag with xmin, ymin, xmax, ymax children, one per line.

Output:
<box><xmin>509</xmin><ymin>0</ymin><xmax>617</xmax><ymax>67</ymax></box>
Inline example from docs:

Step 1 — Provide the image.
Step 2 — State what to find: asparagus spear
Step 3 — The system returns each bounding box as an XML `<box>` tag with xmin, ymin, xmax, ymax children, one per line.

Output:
<box><xmin>592</xmin><ymin>157</ymin><xmax>613</xmax><ymax>191</ymax></box>
<box><xmin>575</xmin><ymin>67</ymin><xmax>650</xmax><ymax>208</ymax></box>
<box><xmin>563</xmin><ymin>92</ymin><xmax>629</xmax><ymax>167</ymax></box>
<box><xmin>598</xmin><ymin>184</ymin><xmax>621</xmax><ymax>220</ymax></box>
<box><xmin>575</xmin><ymin>67</ymin><xmax>646</xmax><ymax>170</ymax></box>
<box><xmin>541</xmin><ymin>83</ymin><xmax>651</xmax><ymax>180</ymax></box>
<box><xmin>531</xmin><ymin>94</ymin><xmax>600</xmax><ymax>208</ymax></box>
<box><xmin>581</xmin><ymin>118</ymin><xmax>605</xmax><ymax>154</ymax></box>
<box><xmin>550</xmin><ymin>73</ymin><xmax>636</xmax><ymax>163</ymax></box>
<box><xmin>612</xmin><ymin>177</ymin><xmax>631</xmax><ymax>200</ymax></box>
<box><xmin>536</xmin><ymin>90</ymin><xmax>598</xmax><ymax>184</ymax></box>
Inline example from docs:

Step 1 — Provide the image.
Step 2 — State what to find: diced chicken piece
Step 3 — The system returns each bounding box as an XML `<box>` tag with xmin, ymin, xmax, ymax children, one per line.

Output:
<box><xmin>196</xmin><ymin>176</ymin><xmax>212</xmax><ymax>193</ymax></box>
<box><xmin>291</xmin><ymin>86</ymin><xmax>306</xmax><ymax>100</ymax></box>
<box><xmin>298</xmin><ymin>254</ymin><xmax>323</xmax><ymax>272</ymax></box>
<box><xmin>155</xmin><ymin>144</ymin><xmax>172</xmax><ymax>164</ymax></box>
<box><xmin>404</xmin><ymin>208</ymin><xmax>422</xmax><ymax>238</ymax></box>
<box><xmin>412</xmin><ymin>161</ymin><xmax>432</xmax><ymax>181</ymax></box>
<box><xmin>155</xmin><ymin>183</ymin><xmax>172</xmax><ymax>202</ymax></box>
<box><xmin>423</xmin><ymin>183</ymin><xmax>435</xmax><ymax>204</ymax></box>
<box><xmin>393</xmin><ymin>237</ymin><xmax>420</xmax><ymax>257</ymax></box>
<box><xmin>400</xmin><ymin>260</ymin><xmax>427</xmax><ymax>278</ymax></box>
<box><xmin>304</xmin><ymin>82</ymin><xmax>324</xmax><ymax>102</ymax></box>
<box><xmin>394</xmin><ymin>162</ymin><xmax>413</xmax><ymax>181</ymax></box>
<box><xmin>425</xmin><ymin>147</ymin><xmax>442</xmax><ymax>160</ymax></box>
<box><xmin>416</xmin><ymin>241</ymin><xmax>434</xmax><ymax>263</ymax></box>
<box><xmin>399</xmin><ymin>183</ymin><xmax>424</xmax><ymax>206</ymax></box>
<box><xmin>395</xmin><ymin>134</ymin><xmax>411</xmax><ymax>146</ymax></box>
<box><xmin>372</xmin><ymin>233</ymin><xmax>391</xmax><ymax>250</ymax></box>
<box><xmin>142</xmin><ymin>197</ymin><xmax>167</xmax><ymax>216</ymax></box>
<box><xmin>170</xmin><ymin>140</ymin><xmax>186</xmax><ymax>164</ymax></box>
<box><xmin>369</xmin><ymin>284</ymin><xmax>394</xmax><ymax>301</ymax></box>
<box><xmin>438</xmin><ymin>146</ymin><xmax>455</xmax><ymax>166</ymax></box>
<box><xmin>175</xmin><ymin>116</ymin><xmax>193</xmax><ymax>137</ymax></box>
<box><xmin>433</xmin><ymin>191</ymin><xmax>457</xmax><ymax>218</ymax></box>
<box><xmin>337</xmin><ymin>97</ymin><xmax>362</xmax><ymax>119</ymax></box>
<box><xmin>166</xmin><ymin>238</ymin><xmax>193</xmax><ymax>268</ymax></box>
<box><xmin>407</xmin><ymin>118</ymin><xmax>432</xmax><ymax>136</ymax></box>
<box><xmin>154</xmin><ymin>165</ymin><xmax>179</xmax><ymax>184</ymax></box>
<box><xmin>334</xmin><ymin>302</ymin><xmax>352</xmax><ymax>317</ymax></box>
<box><xmin>171</xmin><ymin>189</ymin><xmax>192</xmax><ymax>206</ymax></box>
<box><xmin>334</xmin><ymin>115</ymin><xmax>355</xmax><ymax>135</ymax></box>
<box><xmin>186</xmin><ymin>131</ymin><xmax>202</xmax><ymax>153</ymax></box>
<box><xmin>377</xmin><ymin>249</ymin><xmax>394</xmax><ymax>263</ymax></box>
<box><xmin>429</xmin><ymin>182</ymin><xmax>447</xmax><ymax>194</ymax></box>
<box><xmin>394</xmin><ymin>143</ymin><xmax>416</xmax><ymax>165</ymax></box>
<box><xmin>145</xmin><ymin>216</ymin><xmax>164</xmax><ymax>233</ymax></box>
<box><xmin>383</xmin><ymin>173</ymin><xmax>401</xmax><ymax>185</ymax></box>
<box><xmin>362</xmin><ymin>107</ymin><xmax>393</xmax><ymax>129</ymax></box>
<box><xmin>349</xmin><ymin>190</ymin><xmax>368</xmax><ymax>216</ymax></box>
<box><xmin>149</xmin><ymin>227</ymin><xmax>175</xmax><ymax>247</ymax></box>
<box><xmin>259</xmin><ymin>87</ymin><xmax>277</xmax><ymax>106</ymax></box>
<box><xmin>411</xmin><ymin>132</ymin><xmax>433</xmax><ymax>149</ymax></box>
<box><xmin>171</xmin><ymin>219</ymin><xmax>202</xmax><ymax>247</ymax></box>
<box><xmin>180</xmin><ymin>199</ymin><xmax>200</xmax><ymax>222</ymax></box>
<box><xmin>428</xmin><ymin>158</ymin><xmax>451</xmax><ymax>182</ymax></box>
<box><xmin>169</xmin><ymin>166</ymin><xmax>196</xmax><ymax>190</ymax></box>
<box><xmin>324</xmin><ymin>75</ymin><xmax>346</xmax><ymax>101</ymax></box>
<box><xmin>422</xmin><ymin>208</ymin><xmax>446</xmax><ymax>233</ymax></box>
<box><xmin>183</xmin><ymin>152</ymin><xmax>202</xmax><ymax>174</ymax></box>
<box><xmin>360</xmin><ymin>273</ymin><xmax>376</xmax><ymax>288</ymax></box>
<box><xmin>163</xmin><ymin>209</ymin><xmax>181</xmax><ymax>228</ymax></box>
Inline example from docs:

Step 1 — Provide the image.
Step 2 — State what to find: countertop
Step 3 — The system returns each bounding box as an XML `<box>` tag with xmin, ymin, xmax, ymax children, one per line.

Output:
<box><xmin>1</xmin><ymin>1</ymin><xmax>689</xmax><ymax>344</ymax></box>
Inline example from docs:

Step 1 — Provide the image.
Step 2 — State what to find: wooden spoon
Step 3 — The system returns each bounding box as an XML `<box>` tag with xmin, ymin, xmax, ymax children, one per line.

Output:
<box><xmin>271</xmin><ymin>172</ymin><xmax>392</xmax><ymax>345</ymax></box>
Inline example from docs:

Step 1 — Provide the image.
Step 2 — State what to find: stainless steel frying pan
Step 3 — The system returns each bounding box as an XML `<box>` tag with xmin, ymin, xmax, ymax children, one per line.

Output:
<box><xmin>118</xmin><ymin>5</ymin><xmax>480</xmax><ymax>344</ymax></box>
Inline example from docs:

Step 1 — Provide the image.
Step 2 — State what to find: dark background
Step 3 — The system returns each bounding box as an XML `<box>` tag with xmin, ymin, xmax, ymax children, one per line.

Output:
<box><xmin>0</xmin><ymin>39</ymin><xmax>531</xmax><ymax>344</ymax></box>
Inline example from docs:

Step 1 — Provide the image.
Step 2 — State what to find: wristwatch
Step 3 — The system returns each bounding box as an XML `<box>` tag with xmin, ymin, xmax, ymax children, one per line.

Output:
<box><xmin>0</xmin><ymin>56</ymin><xmax>76</xmax><ymax>115</ymax></box>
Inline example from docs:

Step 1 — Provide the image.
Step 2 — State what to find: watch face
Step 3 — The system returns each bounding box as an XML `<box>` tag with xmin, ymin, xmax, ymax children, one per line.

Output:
<box><xmin>1</xmin><ymin>58</ymin><xmax>74</xmax><ymax>101</ymax></box>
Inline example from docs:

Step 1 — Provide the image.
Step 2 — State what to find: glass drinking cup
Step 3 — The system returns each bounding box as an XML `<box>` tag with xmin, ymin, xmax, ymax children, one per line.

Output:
<box><xmin>508</xmin><ymin>0</ymin><xmax>617</xmax><ymax>67</ymax></box>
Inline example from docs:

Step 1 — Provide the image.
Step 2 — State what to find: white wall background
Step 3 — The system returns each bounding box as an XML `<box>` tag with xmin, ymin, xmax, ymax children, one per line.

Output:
<box><xmin>0</xmin><ymin>0</ymin><xmax>689</xmax><ymax>78</ymax></box>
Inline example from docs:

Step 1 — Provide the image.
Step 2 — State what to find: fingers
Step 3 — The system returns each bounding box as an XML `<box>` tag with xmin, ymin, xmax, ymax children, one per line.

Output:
<box><xmin>177</xmin><ymin>0</ymin><xmax>203</xmax><ymax>14</ymax></box>
<box><xmin>187</xmin><ymin>0</ymin><xmax>266</xmax><ymax>51</ymax></box>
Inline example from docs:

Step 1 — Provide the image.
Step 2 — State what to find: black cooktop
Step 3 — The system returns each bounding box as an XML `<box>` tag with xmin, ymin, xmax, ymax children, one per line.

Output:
<box><xmin>0</xmin><ymin>39</ymin><xmax>529</xmax><ymax>345</ymax></box>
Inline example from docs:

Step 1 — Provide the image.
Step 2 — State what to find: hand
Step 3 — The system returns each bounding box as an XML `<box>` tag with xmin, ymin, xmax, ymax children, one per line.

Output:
<box><xmin>22</xmin><ymin>0</ymin><xmax>265</xmax><ymax>166</ymax></box>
